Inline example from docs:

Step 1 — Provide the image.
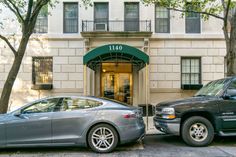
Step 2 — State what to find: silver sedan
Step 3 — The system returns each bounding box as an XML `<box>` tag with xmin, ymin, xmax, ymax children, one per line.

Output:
<box><xmin>0</xmin><ymin>96</ymin><xmax>145</xmax><ymax>153</ymax></box>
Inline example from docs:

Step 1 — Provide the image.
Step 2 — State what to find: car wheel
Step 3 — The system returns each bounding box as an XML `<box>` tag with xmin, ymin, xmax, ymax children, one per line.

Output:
<box><xmin>88</xmin><ymin>124</ymin><xmax>118</xmax><ymax>153</ymax></box>
<box><xmin>181</xmin><ymin>116</ymin><xmax>214</xmax><ymax>147</ymax></box>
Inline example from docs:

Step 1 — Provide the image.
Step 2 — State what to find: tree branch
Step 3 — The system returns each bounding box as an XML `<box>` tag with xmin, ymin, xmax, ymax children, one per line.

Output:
<box><xmin>3</xmin><ymin>0</ymin><xmax>24</xmax><ymax>23</ymax></box>
<box><xmin>25</xmin><ymin>0</ymin><xmax>34</xmax><ymax>23</ymax></box>
<box><xmin>220</xmin><ymin>0</ymin><xmax>231</xmax><ymax>42</ymax></box>
<box><xmin>0</xmin><ymin>35</ymin><xmax>17</xmax><ymax>56</ymax></box>
<box><xmin>167</xmin><ymin>7</ymin><xmax>224</xmax><ymax>20</ymax></box>
<box><xmin>30</xmin><ymin>0</ymin><xmax>48</xmax><ymax>21</ymax></box>
<box><xmin>225</xmin><ymin>0</ymin><xmax>231</xmax><ymax>22</ymax></box>
<box><xmin>21</xmin><ymin>0</ymin><xmax>48</xmax><ymax>36</ymax></box>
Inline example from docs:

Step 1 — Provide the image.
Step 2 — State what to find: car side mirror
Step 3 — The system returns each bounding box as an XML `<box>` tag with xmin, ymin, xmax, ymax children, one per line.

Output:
<box><xmin>223</xmin><ymin>94</ymin><xmax>230</xmax><ymax>100</ymax></box>
<box><xmin>223</xmin><ymin>89</ymin><xmax>236</xmax><ymax>100</ymax></box>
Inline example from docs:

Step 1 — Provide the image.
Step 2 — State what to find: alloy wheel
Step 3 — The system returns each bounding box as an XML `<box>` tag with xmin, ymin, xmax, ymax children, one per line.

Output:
<box><xmin>189</xmin><ymin>123</ymin><xmax>208</xmax><ymax>142</ymax></box>
<box><xmin>91</xmin><ymin>127</ymin><xmax>115</xmax><ymax>151</ymax></box>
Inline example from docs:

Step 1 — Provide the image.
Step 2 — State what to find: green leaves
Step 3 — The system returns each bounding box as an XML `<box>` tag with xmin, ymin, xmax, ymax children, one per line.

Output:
<box><xmin>81</xmin><ymin>0</ymin><xmax>93</xmax><ymax>8</ymax></box>
<box><xmin>142</xmin><ymin>0</ymin><xmax>228</xmax><ymax>20</ymax></box>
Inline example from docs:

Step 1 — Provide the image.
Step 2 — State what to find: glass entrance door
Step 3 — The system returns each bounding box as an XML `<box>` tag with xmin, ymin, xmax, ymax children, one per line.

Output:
<box><xmin>101</xmin><ymin>63</ymin><xmax>133</xmax><ymax>104</ymax></box>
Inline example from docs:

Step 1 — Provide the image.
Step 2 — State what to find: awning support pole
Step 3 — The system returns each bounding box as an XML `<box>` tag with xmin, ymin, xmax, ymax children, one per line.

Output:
<box><xmin>145</xmin><ymin>63</ymin><xmax>149</xmax><ymax>131</ymax></box>
<box><xmin>83</xmin><ymin>65</ymin><xmax>87</xmax><ymax>96</ymax></box>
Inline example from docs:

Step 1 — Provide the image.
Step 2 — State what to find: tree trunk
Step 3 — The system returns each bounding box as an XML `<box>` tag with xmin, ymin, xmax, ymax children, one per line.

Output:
<box><xmin>0</xmin><ymin>36</ymin><xmax>30</xmax><ymax>113</ymax></box>
<box><xmin>226</xmin><ymin>12</ymin><xmax>236</xmax><ymax>76</ymax></box>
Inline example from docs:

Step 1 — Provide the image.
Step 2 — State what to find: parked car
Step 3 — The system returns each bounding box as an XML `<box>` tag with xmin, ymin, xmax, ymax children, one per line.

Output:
<box><xmin>0</xmin><ymin>96</ymin><xmax>145</xmax><ymax>153</ymax></box>
<box><xmin>154</xmin><ymin>77</ymin><xmax>236</xmax><ymax>147</ymax></box>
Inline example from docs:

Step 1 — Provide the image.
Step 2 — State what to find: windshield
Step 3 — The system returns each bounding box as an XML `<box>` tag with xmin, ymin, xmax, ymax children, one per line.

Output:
<box><xmin>195</xmin><ymin>79</ymin><xmax>229</xmax><ymax>97</ymax></box>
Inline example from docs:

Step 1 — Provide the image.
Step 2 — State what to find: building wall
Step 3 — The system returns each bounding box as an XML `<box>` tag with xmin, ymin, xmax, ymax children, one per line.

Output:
<box><xmin>0</xmin><ymin>38</ymin><xmax>85</xmax><ymax>110</ymax></box>
<box><xmin>0</xmin><ymin>0</ymin><xmax>223</xmax><ymax>35</ymax></box>
<box><xmin>149</xmin><ymin>38</ymin><xmax>226</xmax><ymax>104</ymax></box>
<box><xmin>0</xmin><ymin>0</ymin><xmax>226</xmax><ymax>111</ymax></box>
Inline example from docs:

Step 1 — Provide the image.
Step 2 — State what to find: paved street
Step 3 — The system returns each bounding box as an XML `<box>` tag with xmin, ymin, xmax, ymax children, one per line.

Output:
<box><xmin>0</xmin><ymin>135</ymin><xmax>236</xmax><ymax>157</ymax></box>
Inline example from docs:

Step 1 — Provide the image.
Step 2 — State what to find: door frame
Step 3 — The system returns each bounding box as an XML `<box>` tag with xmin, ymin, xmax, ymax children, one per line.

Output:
<box><xmin>100</xmin><ymin>62</ymin><xmax>133</xmax><ymax>104</ymax></box>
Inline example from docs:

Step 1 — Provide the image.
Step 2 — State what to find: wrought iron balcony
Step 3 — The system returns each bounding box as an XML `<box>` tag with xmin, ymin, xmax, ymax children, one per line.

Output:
<box><xmin>82</xmin><ymin>20</ymin><xmax>152</xmax><ymax>32</ymax></box>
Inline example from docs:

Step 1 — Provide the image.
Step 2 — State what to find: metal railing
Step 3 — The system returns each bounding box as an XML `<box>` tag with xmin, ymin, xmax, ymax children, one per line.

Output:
<box><xmin>82</xmin><ymin>20</ymin><xmax>152</xmax><ymax>32</ymax></box>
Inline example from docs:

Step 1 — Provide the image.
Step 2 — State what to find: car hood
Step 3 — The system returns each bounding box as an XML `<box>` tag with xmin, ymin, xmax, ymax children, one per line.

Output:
<box><xmin>156</xmin><ymin>96</ymin><xmax>218</xmax><ymax>108</ymax></box>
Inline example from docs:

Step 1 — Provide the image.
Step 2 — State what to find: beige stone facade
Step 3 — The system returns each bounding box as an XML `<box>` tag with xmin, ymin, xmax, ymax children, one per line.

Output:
<box><xmin>149</xmin><ymin>37</ymin><xmax>226</xmax><ymax>104</ymax></box>
<box><xmin>0</xmin><ymin>0</ymin><xmax>226</xmax><ymax>113</ymax></box>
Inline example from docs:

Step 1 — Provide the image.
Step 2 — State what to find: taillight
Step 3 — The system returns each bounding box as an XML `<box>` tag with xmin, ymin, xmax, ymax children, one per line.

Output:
<box><xmin>123</xmin><ymin>113</ymin><xmax>136</xmax><ymax>119</ymax></box>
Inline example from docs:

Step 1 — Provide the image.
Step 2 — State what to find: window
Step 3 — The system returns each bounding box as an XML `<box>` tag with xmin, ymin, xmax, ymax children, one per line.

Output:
<box><xmin>22</xmin><ymin>98</ymin><xmax>60</xmax><ymax>114</ymax></box>
<box><xmin>59</xmin><ymin>97</ymin><xmax>102</xmax><ymax>111</ymax></box>
<box><xmin>94</xmin><ymin>3</ymin><xmax>109</xmax><ymax>30</ymax></box>
<box><xmin>185</xmin><ymin>4</ymin><xmax>201</xmax><ymax>33</ymax></box>
<box><xmin>124</xmin><ymin>2</ymin><xmax>139</xmax><ymax>31</ymax></box>
<box><xmin>64</xmin><ymin>3</ymin><xmax>78</xmax><ymax>33</ymax></box>
<box><xmin>155</xmin><ymin>6</ymin><xmax>170</xmax><ymax>33</ymax></box>
<box><xmin>181</xmin><ymin>58</ymin><xmax>202</xmax><ymax>89</ymax></box>
<box><xmin>32</xmin><ymin>57</ymin><xmax>53</xmax><ymax>86</ymax></box>
<box><xmin>227</xmin><ymin>80</ymin><xmax>236</xmax><ymax>99</ymax></box>
<box><xmin>34</xmin><ymin>5</ymin><xmax>48</xmax><ymax>33</ymax></box>
<box><xmin>195</xmin><ymin>79</ymin><xmax>226</xmax><ymax>97</ymax></box>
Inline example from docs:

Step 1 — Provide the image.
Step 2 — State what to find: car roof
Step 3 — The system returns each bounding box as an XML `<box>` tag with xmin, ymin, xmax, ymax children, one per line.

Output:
<box><xmin>207</xmin><ymin>76</ymin><xmax>235</xmax><ymax>83</ymax></box>
<box><xmin>39</xmin><ymin>96</ymin><xmax>132</xmax><ymax>107</ymax></box>
<box><xmin>39</xmin><ymin>95</ymin><xmax>103</xmax><ymax>101</ymax></box>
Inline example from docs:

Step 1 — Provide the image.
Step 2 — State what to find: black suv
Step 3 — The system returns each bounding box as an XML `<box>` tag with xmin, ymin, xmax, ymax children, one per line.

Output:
<box><xmin>154</xmin><ymin>77</ymin><xmax>236</xmax><ymax>147</ymax></box>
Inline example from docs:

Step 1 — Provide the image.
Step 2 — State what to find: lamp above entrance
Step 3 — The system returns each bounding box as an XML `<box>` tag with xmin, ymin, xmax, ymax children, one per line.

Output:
<box><xmin>83</xmin><ymin>44</ymin><xmax>149</xmax><ymax>70</ymax></box>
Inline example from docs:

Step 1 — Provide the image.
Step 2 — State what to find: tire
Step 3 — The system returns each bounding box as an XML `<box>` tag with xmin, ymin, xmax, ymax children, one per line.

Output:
<box><xmin>181</xmin><ymin>116</ymin><xmax>214</xmax><ymax>147</ymax></box>
<box><xmin>88</xmin><ymin>124</ymin><xmax>118</xmax><ymax>153</ymax></box>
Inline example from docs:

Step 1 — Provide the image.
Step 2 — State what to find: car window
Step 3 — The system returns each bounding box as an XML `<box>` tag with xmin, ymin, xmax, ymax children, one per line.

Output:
<box><xmin>195</xmin><ymin>79</ymin><xmax>228</xmax><ymax>97</ymax></box>
<box><xmin>228</xmin><ymin>80</ymin><xmax>236</xmax><ymax>89</ymax></box>
<box><xmin>59</xmin><ymin>97</ymin><xmax>102</xmax><ymax>111</ymax></box>
<box><xmin>22</xmin><ymin>98</ymin><xmax>60</xmax><ymax>114</ymax></box>
<box><xmin>226</xmin><ymin>80</ymin><xmax>236</xmax><ymax>99</ymax></box>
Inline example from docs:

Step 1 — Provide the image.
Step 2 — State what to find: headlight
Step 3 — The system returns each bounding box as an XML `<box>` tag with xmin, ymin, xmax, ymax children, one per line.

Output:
<box><xmin>162</xmin><ymin>108</ymin><xmax>175</xmax><ymax>114</ymax></box>
<box><xmin>161</xmin><ymin>107</ymin><xmax>176</xmax><ymax>119</ymax></box>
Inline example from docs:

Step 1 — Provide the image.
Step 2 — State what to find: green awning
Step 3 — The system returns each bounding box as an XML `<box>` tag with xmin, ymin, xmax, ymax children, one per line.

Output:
<box><xmin>83</xmin><ymin>44</ymin><xmax>149</xmax><ymax>70</ymax></box>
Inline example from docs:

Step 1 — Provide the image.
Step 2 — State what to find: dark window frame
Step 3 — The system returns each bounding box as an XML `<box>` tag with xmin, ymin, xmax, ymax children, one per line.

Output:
<box><xmin>34</xmin><ymin>5</ymin><xmax>48</xmax><ymax>33</ymax></box>
<box><xmin>181</xmin><ymin>57</ymin><xmax>202</xmax><ymax>90</ymax></box>
<box><xmin>124</xmin><ymin>2</ymin><xmax>140</xmax><ymax>31</ymax></box>
<box><xmin>93</xmin><ymin>2</ymin><xmax>110</xmax><ymax>23</ymax></box>
<box><xmin>63</xmin><ymin>2</ymin><xmax>79</xmax><ymax>33</ymax></box>
<box><xmin>94</xmin><ymin>2</ymin><xmax>109</xmax><ymax>31</ymax></box>
<box><xmin>185</xmin><ymin>3</ymin><xmax>201</xmax><ymax>34</ymax></box>
<box><xmin>155</xmin><ymin>5</ymin><xmax>170</xmax><ymax>33</ymax></box>
<box><xmin>32</xmin><ymin>57</ymin><xmax>53</xmax><ymax>90</ymax></box>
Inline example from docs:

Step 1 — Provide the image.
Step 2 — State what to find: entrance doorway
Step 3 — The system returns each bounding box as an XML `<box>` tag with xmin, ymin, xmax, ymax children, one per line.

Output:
<box><xmin>101</xmin><ymin>63</ymin><xmax>133</xmax><ymax>104</ymax></box>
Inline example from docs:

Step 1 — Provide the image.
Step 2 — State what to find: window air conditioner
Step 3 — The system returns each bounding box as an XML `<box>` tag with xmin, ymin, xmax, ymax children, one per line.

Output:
<box><xmin>94</xmin><ymin>23</ymin><xmax>107</xmax><ymax>31</ymax></box>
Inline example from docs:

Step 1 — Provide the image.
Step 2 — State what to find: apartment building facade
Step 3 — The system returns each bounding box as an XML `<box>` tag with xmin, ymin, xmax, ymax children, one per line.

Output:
<box><xmin>0</xmin><ymin>0</ymin><xmax>226</xmax><ymax>112</ymax></box>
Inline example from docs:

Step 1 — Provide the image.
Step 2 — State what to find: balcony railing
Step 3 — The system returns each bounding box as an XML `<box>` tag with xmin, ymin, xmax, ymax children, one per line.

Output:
<box><xmin>82</xmin><ymin>20</ymin><xmax>152</xmax><ymax>32</ymax></box>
